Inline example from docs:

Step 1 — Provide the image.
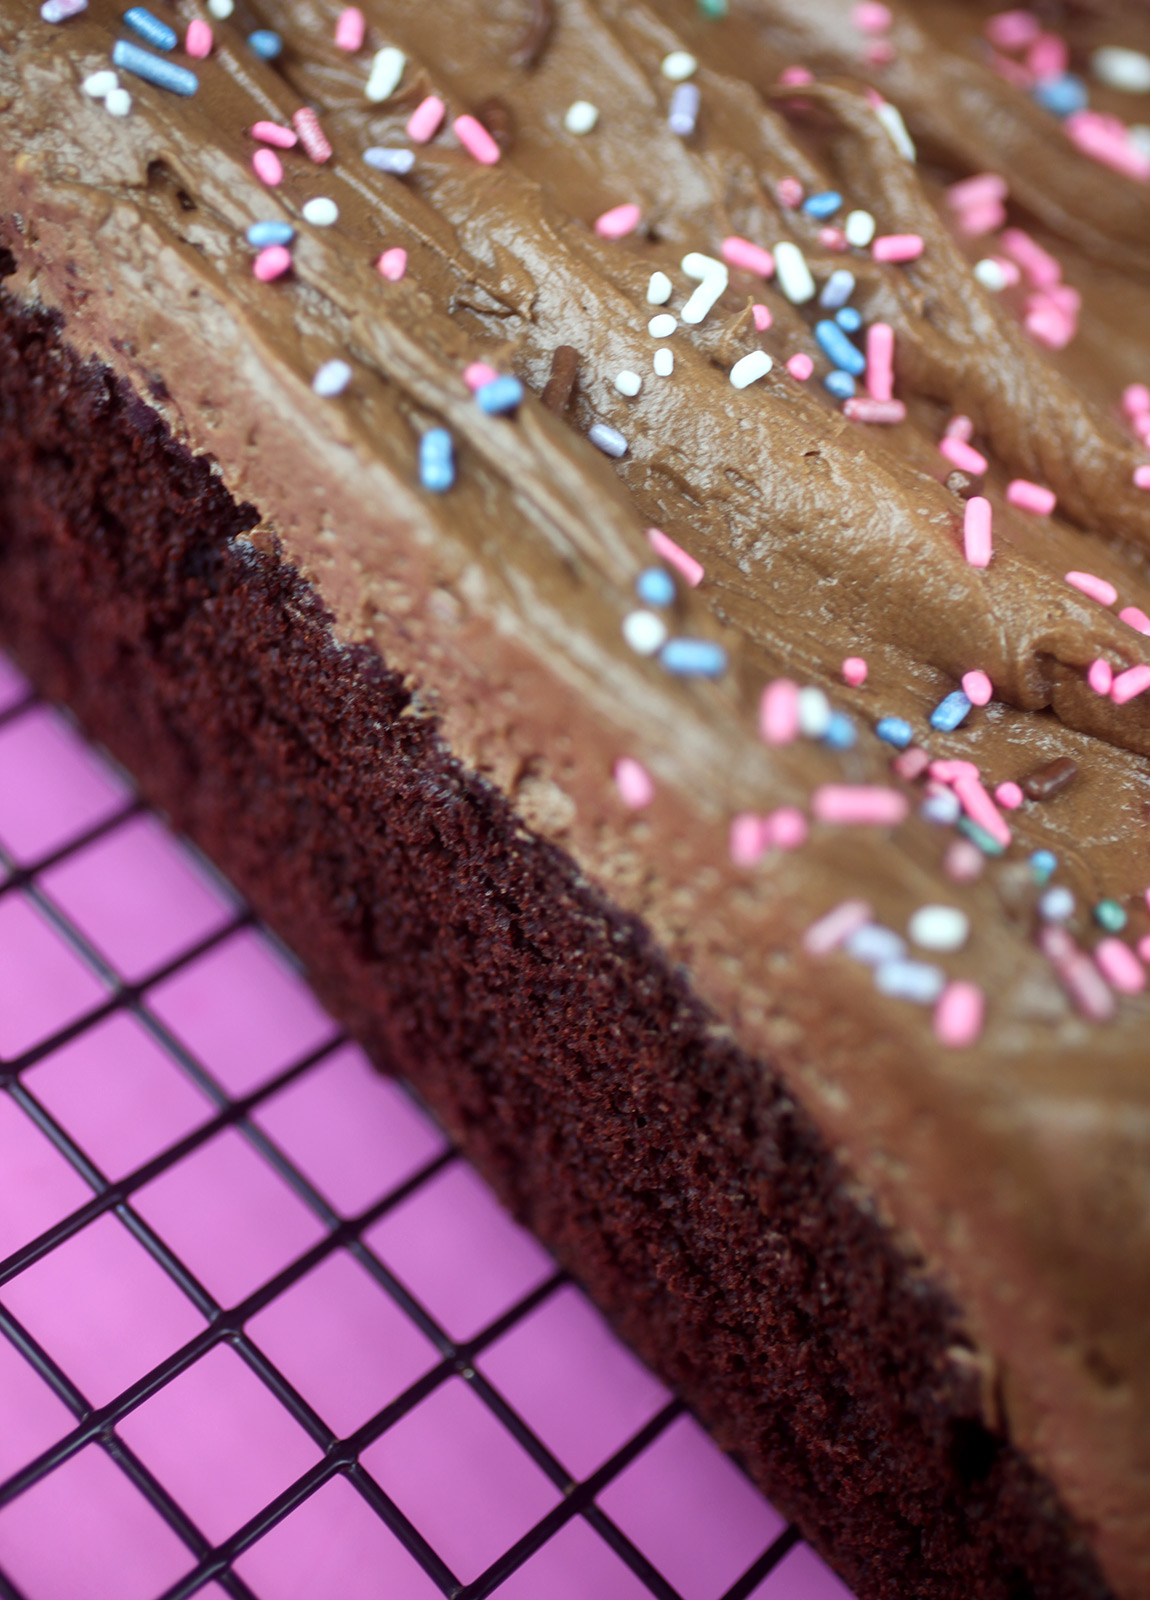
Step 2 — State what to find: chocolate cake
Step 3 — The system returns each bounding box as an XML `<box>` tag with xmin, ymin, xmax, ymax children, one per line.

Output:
<box><xmin>2</xmin><ymin>0</ymin><xmax>1150</xmax><ymax>1594</ymax></box>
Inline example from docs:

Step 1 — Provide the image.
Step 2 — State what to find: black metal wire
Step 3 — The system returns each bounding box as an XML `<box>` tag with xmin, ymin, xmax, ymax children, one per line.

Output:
<box><xmin>0</xmin><ymin>690</ymin><xmax>801</xmax><ymax>1600</ymax></box>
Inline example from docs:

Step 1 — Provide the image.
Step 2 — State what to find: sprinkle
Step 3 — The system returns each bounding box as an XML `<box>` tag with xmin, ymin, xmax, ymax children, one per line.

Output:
<box><xmin>994</xmin><ymin>780</ymin><xmax>1023</xmax><ymax>810</ymax></box>
<box><xmin>253</xmin><ymin>245</ymin><xmax>291</xmax><ymax>281</ymax></box>
<box><xmin>660</xmin><ymin>638</ymin><xmax>727</xmax><ymax>677</ymax></box>
<box><xmin>815</xmin><ymin>321</ymin><xmax>865</xmax><ymax>376</ymax></box>
<box><xmin>845</xmin><ymin>210</ymin><xmax>876</xmax><ymax>247</ymax></box>
<box><xmin>206</xmin><ymin>0</ymin><xmax>232</xmax><ymax>14</ymax></box>
<box><xmin>335</xmin><ymin>6</ymin><xmax>365</xmax><ymax>49</ymax></box>
<box><xmin>842</xmin><ymin>397</ymin><xmax>906</xmax><ymax>426</ymax></box>
<box><xmin>622</xmin><ymin>610</ymin><xmax>668</xmax><ymax>655</ymax></box>
<box><xmin>647</xmin><ymin>528</ymin><xmax>703</xmax><ymax>587</ymax></box>
<box><xmin>186</xmin><ymin>19</ymin><xmax>212</xmax><ymax>57</ymax></box>
<box><xmin>939</xmin><ymin>436</ymin><xmax>988</xmax><ymax>475</ymax></box>
<box><xmin>407</xmin><ymin>96</ymin><xmax>445</xmax><ymax>144</ymax></box>
<box><xmin>1066</xmin><ymin>109</ymin><xmax>1150</xmax><ymax>181</ymax></box>
<box><xmin>1094</xmin><ymin>898</ymin><xmax>1128</xmax><ymax>934</ymax></box>
<box><xmin>934</xmin><ymin>981</ymin><xmax>984</xmax><ymax>1047</ymax></box>
<box><xmin>776</xmin><ymin>177</ymin><xmax>804</xmax><ymax>208</ymax></box>
<box><xmin>668</xmin><ymin>83</ymin><xmax>700</xmax><ymax>137</ymax></box>
<box><xmin>865</xmin><ymin>323</ymin><xmax>894</xmax><ymax>402</ymax></box>
<box><xmin>1041</xmin><ymin>926</ymin><xmax>1116</xmax><ymax>1021</ymax></box>
<box><xmin>1092</xmin><ymin>45</ymin><xmax>1150</xmax><ymax>93</ymax></box>
<box><xmin>1087</xmin><ymin>658</ymin><xmax>1113</xmax><ymax>695</ymax></box>
<box><xmin>1000</xmin><ymin>227</ymin><xmax>1061</xmax><ymax>289</ymax></box>
<box><xmin>824</xmin><ymin>711</ymin><xmax>857</xmax><ymax>749</ymax></box>
<box><xmin>730</xmin><ymin>813</ymin><xmax>767</xmax><ymax>867</ymax></box>
<box><xmin>1111</xmin><ymin>664</ymin><xmax>1150</xmax><ymax>704</ymax></box>
<box><xmin>786</xmin><ymin>353</ymin><xmax>814</xmax><ymax>381</ymax></box>
<box><xmin>1120</xmin><ymin>606</ymin><xmax>1150</xmax><ymax>635</ymax></box>
<box><xmin>364</xmin><ymin>147</ymin><xmax>416</xmax><ymax>175</ymax></box>
<box><xmin>248</xmin><ymin>30</ymin><xmax>283</xmax><ymax>59</ymax></box>
<box><xmin>778</xmin><ymin>67</ymin><xmax>813</xmax><ymax>90</ymax></box>
<box><xmin>454</xmin><ymin>114</ymin><xmax>501</xmax><ymax>165</ymax></box>
<box><xmin>1021</xmin><ymin>757</ymin><xmax>1077</xmax><ymax>802</ymax></box>
<box><xmin>302</xmin><ymin>197</ymin><xmax>339</xmax><ymax>227</ymax></box>
<box><xmin>931</xmin><ymin>758</ymin><xmax>979</xmax><ymax>783</ymax></box>
<box><xmin>111</xmin><ymin>40</ymin><xmax>198</xmax><ymax>94</ymax></box>
<box><xmin>825</xmin><ymin>371</ymin><xmax>856</xmax><ymax>400</ymax></box>
<box><xmin>614</xmin><ymin>757</ymin><xmax>654</xmax><ymax>809</ymax></box>
<box><xmin>720</xmin><ymin>237</ymin><xmax>775</xmax><ymax>278</ymax></box>
<box><xmin>835</xmin><ymin>307</ymin><xmax>862</xmax><ymax>335</ymax></box>
<box><xmin>1030</xmin><ymin>849</ymin><xmax>1058</xmax><ymax>882</ymax></box>
<box><xmin>311</xmin><ymin>360</ymin><xmax>352</xmax><ymax>398</ymax></box>
<box><xmin>293</xmin><ymin>107</ymin><xmax>333</xmax><ymax>163</ymax></box>
<box><xmin>589</xmin><ymin>422</ymin><xmax>627</xmax><ymax>457</ymax></box>
<box><xmin>804</xmin><ymin>899</ymin><xmax>873</xmax><ymax>955</ymax></box>
<box><xmin>124</xmin><ymin>7</ymin><xmax>177</xmax><ymax>50</ymax></box>
<box><xmin>1123</xmin><ymin>383</ymin><xmax>1150</xmax><ymax>418</ymax></box>
<box><xmin>648</xmin><ymin>314</ymin><xmax>676</xmax><ymax>339</ymax></box>
<box><xmin>956</xmin><ymin>816</ymin><xmax>1006</xmax><ymax>855</ymax></box>
<box><xmin>760</xmin><ymin>680</ymin><xmax>800</xmax><ymax>745</ymax></box>
<box><xmin>986</xmin><ymin>9</ymin><xmax>1040</xmax><ymax>49</ymax></box>
<box><xmin>876</xmin><ymin>716</ymin><xmax>913</xmax><ymax>748</ymax></box>
<box><xmin>476</xmin><ymin>375</ymin><xmax>524</xmax><ymax>414</ymax></box>
<box><xmin>541</xmin><ymin>345</ymin><xmax>579</xmax><ymax>414</ymax></box>
<box><xmin>40</xmin><ymin>0</ymin><xmax>87</xmax><ymax>19</ymax></box>
<box><xmin>1095</xmin><ymin>938</ymin><xmax>1145</xmax><ymax>994</ymax></box>
<box><xmin>819</xmin><ymin>270</ymin><xmax>856</xmax><ymax>310</ymax></box>
<box><xmin>1003</xmin><ymin>479</ymin><xmax>1059</xmax><ymax>518</ymax></box>
<box><xmin>812</xmin><ymin>785</ymin><xmax>909</xmax><ymax>826</ymax></box>
<box><xmin>105</xmin><ymin>86</ymin><xmax>132</xmax><ymax>115</ymax></box>
<box><xmin>464</xmin><ymin>362</ymin><xmax>498</xmax><ymax>391</ymax></box>
<box><xmin>961</xmin><ymin>670</ymin><xmax>992</xmax><ymax>706</ymax></box>
<box><xmin>842</xmin><ymin>656</ymin><xmax>868</xmax><ymax>686</ymax></box>
<box><xmin>1066</xmin><ymin>571</ymin><xmax>1118</xmax><ymax>606</ymax></box>
<box><xmin>661</xmin><ymin>50</ymin><xmax>697</xmax><ymax>80</ymax></box>
<box><xmin>798</xmin><ymin>686</ymin><xmax>832</xmax><ymax>737</ymax></box>
<box><xmin>802</xmin><ymin>190</ymin><xmax>842</xmax><ymax>220</ymax></box>
<box><xmin>930</xmin><ymin>690</ymin><xmax>973</xmax><ymax>732</ymax></box>
<box><xmin>874</xmin><ymin>100</ymin><xmax>915</xmax><ymax>160</ymax></box>
<box><xmin>963</xmin><ymin>497</ymin><xmax>993</xmax><ymax>568</ymax></box>
<box><xmin>653</xmin><ymin>349</ymin><xmax>674</xmax><ymax>377</ymax></box>
<box><xmin>419</xmin><ymin>428</ymin><xmax>454</xmax><ymax>492</ymax></box>
<box><xmin>892</xmin><ymin>746</ymin><xmax>929</xmax><ymax>780</ymax></box>
<box><xmin>730</xmin><ymin>351</ymin><xmax>773</xmax><ymax>389</ymax></box>
<box><xmin>637</xmin><ymin>568</ymin><xmax>675</xmax><ymax>607</ymax></box>
<box><xmin>909</xmin><ymin>905</ymin><xmax>969</xmax><ymax>952</ymax></box>
<box><xmin>646</xmin><ymin>273</ymin><xmax>673</xmax><ymax>305</ymax></box>
<box><xmin>953</xmin><ymin>775</ymin><xmax>1011</xmax><ymax>847</ymax></box>
<box><xmin>564</xmin><ymin>100</ymin><xmax>599</xmax><ymax>134</ymax></box>
<box><xmin>1040</xmin><ymin>886</ymin><xmax>1075</xmax><ymax>921</ymax></box>
<box><xmin>251</xmin><ymin>120</ymin><xmax>296</xmax><ymax>148</ymax></box>
<box><xmin>366</xmin><ymin>47</ymin><xmax>405</xmax><ymax>102</ymax></box>
<box><xmin>767</xmin><ymin>807</ymin><xmax>809</xmax><ymax>851</ymax></box>
<box><xmin>872</xmin><ymin>234</ymin><xmax>924</xmax><ymax>263</ymax></box>
<box><xmin>1135</xmin><ymin>466</ymin><xmax>1150</xmax><ymax>491</ymax></box>
<box><xmin>944</xmin><ymin>837</ymin><xmax>983</xmax><ymax>878</ymax></box>
<box><xmin>377</xmin><ymin>247</ymin><xmax>407</xmax><ymax>281</ymax></box>
<box><xmin>773</xmin><ymin>241</ymin><xmax>816</xmax><ymax>304</ymax></box>
<box><xmin>83</xmin><ymin>69</ymin><xmax>118</xmax><ymax>98</ymax></box>
<box><xmin>1142</xmin><ymin>934</ymin><xmax>1150</xmax><ymax>964</ymax></box>
<box><xmin>847</xmin><ymin>925</ymin><xmax>906</xmax><ymax>965</ymax></box>
<box><xmin>680</xmin><ymin>253</ymin><xmax>728</xmax><ymax>323</ymax></box>
<box><xmin>595</xmin><ymin>203</ymin><xmax>642</xmax><ymax>239</ymax></box>
<box><xmin>876</xmin><ymin>960</ymin><xmax>945</xmax><ymax>1004</ymax></box>
<box><xmin>946</xmin><ymin>173</ymin><xmax>1009</xmax><ymax>213</ymax></box>
<box><xmin>853</xmin><ymin>1</ymin><xmax>891</xmax><ymax>32</ymax></box>
<box><xmin>615</xmin><ymin>370</ymin><xmax>642</xmax><ymax>397</ymax></box>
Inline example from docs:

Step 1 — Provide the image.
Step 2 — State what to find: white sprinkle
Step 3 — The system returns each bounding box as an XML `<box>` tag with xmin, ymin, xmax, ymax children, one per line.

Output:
<box><xmin>623</xmin><ymin>609</ymin><xmax>668</xmax><ymax>655</ymax></box>
<box><xmin>564</xmin><ymin>100</ymin><xmax>599</xmax><ymax>135</ymax></box>
<box><xmin>773</xmin><ymin>240</ymin><xmax>815</xmax><ymax>304</ymax></box>
<box><xmin>680</xmin><ymin>251</ymin><xmax>728</xmax><ymax>324</ymax></box>
<box><xmin>846</xmin><ymin>925</ymin><xmax>906</xmax><ymax>966</ymax></box>
<box><xmin>615</xmin><ymin>369</ymin><xmax>642</xmax><ymax>396</ymax></box>
<box><xmin>875</xmin><ymin>959</ymin><xmax>945</xmax><ymax>1003</ymax></box>
<box><xmin>105</xmin><ymin>86</ymin><xmax>132</xmax><ymax>116</ymax></box>
<box><xmin>1039</xmin><ymin>886</ymin><xmax>1075</xmax><ymax>922</ymax></box>
<box><xmin>875</xmin><ymin>100</ymin><xmax>916</xmax><ymax>160</ymax></box>
<box><xmin>819</xmin><ymin>269</ymin><xmax>855</xmax><ymax>309</ymax></box>
<box><xmin>365</xmin><ymin>45</ymin><xmax>405</xmax><ymax>102</ymax></box>
<box><xmin>921</xmin><ymin>790</ymin><xmax>961</xmax><ymax>825</ymax></box>
<box><xmin>589</xmin><ymin>421</ymin><xmax>627</xmax><ymax>457</ymax></box>
<box><xmin>844</xmin><ymin>209</ymin><xmax>876</xmax><ymax>248</ymax></box>
<box><xmin>647</xmin><ymin>312</ymin><xmax>676</xmax><ymax>338</ymax></box>
<box><xmin>207</xmin><ymin>0</ymin><xmax>233</xmax><ymax>16</ymax></box>
<box><xmin>660</xmin><ymin>50</ymin><xmax>697</xmax><ymax>81</ymax></box>
<box><xmin>653</xmin><ymin>347</ymin><xmax>674</xmax><ymax>377</ymax></box>
<box><xmin>908</xmin><ymin>905</ymin><xmax>970</xmax><ymax>952</ymax></box>
<box><xmin>973</xmin><ymin>258</ymin><xmax>1008</xmax><ymax>291</ymax></box>
<box><xmin>302</xmin><ymin>197</ymin><xmax>339</xmax><ymax>227</ymax></box>
<box><xmin>83</xmin><ymin>69</ymin><xmax>118</xmax><ymax>99</ymax></box>
<box><xmin>1092</xmin><ymin>46</ymin><xmax>1150</xmax><ymax>93</ymax></box>
<box><xmin>646</xmin><ymin>271</ymin><xmax>673</xmax><ymax>305</ymax></box>
<box><xmin>313</xmin><ymin>359</ymin><xmax>352</xmax><ymax>397</ymax></box>
<box><xmin>730</xmin><ymin>350</ymin><xmax>773</xmax><ymax>388</ymax></box>
<box><xmin>797</xmin><ymin>686</ymin><xmax>831</xmax><ymax>737</ymax></box>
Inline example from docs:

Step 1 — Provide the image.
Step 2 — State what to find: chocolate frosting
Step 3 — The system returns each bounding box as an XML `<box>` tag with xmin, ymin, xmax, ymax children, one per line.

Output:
<box><xmin>3</xmin><ymin>0</ymin><xmax>1150</xmax><ymax>1590</ymax></box>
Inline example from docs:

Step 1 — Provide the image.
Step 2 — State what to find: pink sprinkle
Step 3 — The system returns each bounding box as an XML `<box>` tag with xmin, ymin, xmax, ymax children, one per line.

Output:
<box><xmin>614</xmin><ymin>757</ymin><xmax>654</xmax><ymax>809</ymax></box>
<box><xmin>1039</xmin><ymin>283</ymin><xmax>1081</xmax><ymax>316</ymax></box>
<box><xmin>778</xmin><ymin>69</ymin><xmax>813</xmax><ymax>90</ymax></box>
<box><xmin>930</xmin><ymin>759</ymin><xmax>980</xmax><ymax>784</ymax></box>
<box><xmin>377</xmin><ymin>247</ymin><xmax>407</xmax><ymax>282</ymax></box>
<box><xmin>1088</xmin><ymin>658</ymin><xmax>1114</xmax><ymax>695</ymax></box>
<box><xmin>812</xmin><ymin>785</ymin><xmax>909</xmax><ymax>827</ymax></box>
<box><xmin>1026</xmin><ymin>32</ymin><xmax>1068</xmax><ymax>81</ymax></box>
<box><xmin>852</xmin><ymin>1</ymin><xmax>891</xmax><ymax>32</ymax></box>
<box><xmin>647</xmin><ymin>528</ymin><xmax>703</xmax><ymax>587</ymax></box>
<box><xmin>945</xmin><ymin>839</ymin><xmax>984</xmax><ymax>882</ymax></box>
<box><xmin>865</xmin><ymin>323</ymin><xmax>894</xmax><ymax>402</ymax></box>
<box><xmin>872</xmin><ymin>234</ymin><xmax>924</xmax><ymax>264</ymax></box>
<box><xmin>776</xmin><ymin>176</ymin><xmax>804</xmax><ymax>207</ymax></box>
<box><xmin>1111</xmin><ymin>664</ymin><xmax>1150</xmax><ymax>705</ymax></box>
<box><xmin>1119</xmin><ymin>605</ymin><xmax>1150</xmax><ymax>635</ymax></box>
<box><xmin>464</xmin><ymin>361</ymin><xmax>499</xmax><ymax>392</ymax></box>
<box><xmin>721</xmin><ymin>237</ymin><xmax>775</xmax><ymax>278</ymax></box>
<box><xmin>818</xmin><ymin>226</ymin><xmax>849</xmax><ymax>252</ymax></box>
<box><xmin>803</xmin><ymin>898</ymin><xmax>873</xmax><ymax>956</ymax></box>
<box><xmin>985</xmin><ymin>9</ymin><xmax>1040</xmax><ymax>49</ymax></box>
<box><xmin>1139</xmin><ymin>934</ymin><xmax>1150</xmax><ymax>964</ymax></box>
<box><xmin>1066</xmin><ymin>110</ymin><xmax>1150</xmax><ymax>182</ymax></box>
<box><xmin>185</xmin><ymin>18</ymin><xmax>212</xmax><ymax>57</ymax></box>
<box><xmin>863</xmin><ymin>39</ymin><xmax>896</xmax><ymax>66</ymax></box>
<box><xmin>251</xmin><ymin>120</ymin><xmax>298</xmax><ymax>149</ymax></box>
<box><xmin>946</xmin><ymin>173</ymin><xmax>1008</xmax><ymax>212</ymax></box>
<box><xmin>760</xmin><ymin>680</ymin><xmax>800</xmax><ymax>746</ymax></box>
<box><xmin>293</xmin><ymin>107</ymin><xmax>333</xmax><ymax>164</ymax></box>
<box><xmin>594</xmin><ymin>202</ymin><xmax>642</xmax><ymax>239</ymax></box>
<box><xmin>252</xmin><ymin>148</ymin><xmax>283</xmax><ymax>186</ymax></box>
<box><xmin>995</xmin><ymin>781</ymin><xmax>1024</xmax><ymax>810</ymax></box>
<box><xmin>765</xmin><ymin>806</ymin><xmax>809</xmax><ymax>851</ymax></box>
<box><xmin>334</xmin><ymin>6</ymin><xmax>365</xmax><ymax>50</ymax></box>
<box><xmin>730</xmin><ymin>813</ymin><xmax>767</xmax><ymax>867</ymax></box>
<box><xmin>1000</xmin><ymin>228</ymin><xmax>1061</xmax><ymax>288</ymax></box>
<box><xmin>933</xmin><ymin>980</ymin><xmax>985</xmax><ymax>1048</ymax></box>
<box><xmin>1095</xmin><ymin>938</ymin><xmax>1145</xmax><ymax>995</ymax></box>
<box><xmin>988</xmin><ymin>255</ymin><xmax>1022</xmax><ymax>288</ymax></box>
<box><xmin>1134</xmin><ymin>465</ymin><xmax>1150</xmax><ymax>492</ymax></box>
<box><xmin>962</xmin><ymin>670</ymin><xmax>993</xmax><ymax>706</ymax></box>
<box><xmin>751</xmin><ymin>304</ymin><xmax>772</xmax><ymax>332</ymax></box>
<box><xmin>988</xmin><ymin>49</ymin><xmax>1034</xmax><ymax>87</ymax></box>
<box><xmin>1065</xmin><ymin>570</ymin><xmax>1118</xmax><ymax>607</ymax></box>
<box><xmin>1025</xmin><ymin>305</ymin><xmax>1075</xmax><ymax>350</ymax></box>
<box><xmin>963</xmin><ymin>496</ymin><xmax>993</xmax><ymax>568</ymax></box>
<box><xmin>1122</xmin><ymin>383</ymin><xmax>1150</xmax><ymax>418</ymax></box>
<box><xmin>843</xmin><ymin>397</ymin><xmax>906</xmax><ymax>423</ymax></box>
<box><xmin>939</xmin><ymin>436</ymin><xmax>988</xmax><ymax>475</ymax></box>
<box><xmin>253</xmin><ymin>245</ymin><xmax>291</xmax><ymax>281</ymax></box>
<box><xmin>406</xmin><ymin>95</ymin><xmax>446</xmax><ymax>145</ymax></box>
<box><xmin>956</xmin><ymin>200</ymin><xmax>1006</xmax><ymax>237</ymax></box>
<box><xmin>1040</xmin><ymin>926</ymin><xmax>1116</xmax><ymax>1021</ymax></box>
<box><xmin>892</xmin><ymin>746</ymin><xmax>929</xmax><ymax>781</ymax></box>
<box><xmin>1136</xmin><ymin>415</ymin><xmax>1150</xmax><ymax>442</ymax></box>
<box><xmin>953</xmin><ymin>774</ymin><xmax>1012</xmax><ymax>847</ymax></box>
<box><xmin>454</xmin><ymin>114</ymin><xmax>501</xmax><ymax>166</ymax></box>
<box><xmin>842</xmin><ymin>656</ymin><xmax>868</xmax><ymax>687</ymax></box>
<box><xmin>1006</xmin><ymin>479</ymin><xmax>1056</xmax><ymax>515</ymax></box>
<box><xmin>786</xmin><ymin>353</ymin><xmax>814</xmax><ymax>382</ymax></box>
<box><xmin>945</xmin><ymin>414</ymin><xmax>974</xmax><ymax>442</ymax></box>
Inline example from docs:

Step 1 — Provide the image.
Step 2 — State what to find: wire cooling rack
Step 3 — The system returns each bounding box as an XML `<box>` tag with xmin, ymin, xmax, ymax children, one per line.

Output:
<box><xmin>0</xmin><ymin>652</ymin><xmax>855</xmax><ymax>1600</ymax></box>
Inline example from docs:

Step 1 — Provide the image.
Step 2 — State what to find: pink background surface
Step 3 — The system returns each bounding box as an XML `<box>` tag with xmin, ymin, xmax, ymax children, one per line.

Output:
<box><xmin>0</xmin><ymin>658</ymin><xmax>856</xmax><ymax>1600</ymax></box>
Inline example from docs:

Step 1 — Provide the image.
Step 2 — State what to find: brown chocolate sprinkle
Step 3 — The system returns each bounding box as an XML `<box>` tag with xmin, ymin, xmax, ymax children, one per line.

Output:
<box><xmin>541</xmin><ymin>345</ymin><xmax>578</xmax><ymax>414</ymax></box>
<box><xmin>946</xmin><ymin>469</ymin><xmax>981</xmax><ymax>500</ymax></box>
<box><xmin>510</xmin><ymin>0</ymin><xmax>553</xmax><ymax>69</ymax></box>
<box><xmin>1022</xmin><ymin>756</ymin><xmax>1078</xmax><ymax>801</ymax></box>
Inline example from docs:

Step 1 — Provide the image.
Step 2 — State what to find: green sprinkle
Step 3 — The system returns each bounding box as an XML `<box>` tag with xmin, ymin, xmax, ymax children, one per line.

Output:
<box><xmin>957</xmin><ymin>816</ymin><xmax>1006</xmax><ymax>856</ymax></box>
<box><xmin>697</xmin><ymin>0</ymin><xmax>728</xmax><ymax>15</ymax></box>
<box><xmin>1094</xmin><ymin>898</ymin><xmax>1127</xmax><ymax>932</ymax></box>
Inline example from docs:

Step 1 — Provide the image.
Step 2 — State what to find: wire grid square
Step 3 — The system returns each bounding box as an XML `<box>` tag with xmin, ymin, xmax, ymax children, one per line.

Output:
<box><xmin>0</xmin><ymin>658</ymin><xmax>856</xmax><ymax>1600</ymax></box>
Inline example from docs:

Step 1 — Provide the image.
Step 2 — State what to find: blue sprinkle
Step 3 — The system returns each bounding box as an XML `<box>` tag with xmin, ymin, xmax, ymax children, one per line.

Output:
<box><xmin>875</xmin><ymin>716</ymin><xmax>913</xmax><ymax>749</ymax></box>
<box><xmin>660</xmin><ymin>637</ymin><xmax>727</xmax><ymax>678</ymax></box>
<box><xmin>835</xmin><ymin>306</ymin><xmax>863</xmax><ymax>334</ymax></box>
<box><xmin>589</xmin><ymin>422</ymin><xmax>627</xmax><ymax>458</ymax></box>
<box><xmin>802</xmin><ymin>189</ymin><xmax>842</xmax><ymax>219</ymax></box>
<box><xmin>123</xmin><ymin>6</ymin><xmax>176</xmax><ymax>49</ymax></box>
<box><xmin>1029</xmin><ymin>848</ymin><xmax>1058</xmax><ymax>884</ymax></box>
<box><xmin>957</xmin><ymin>816</ymin><xmax>1005</xmax><ymax>855</ymax></box>
<box><xmin>875</xmin><ymin>959</ymin><xmax>945</xmax><ymax>1004</ymax></box>
<box><xmin>246</xmin><ymin>220</ymin><xmax>295</xmax><ymax>248</ymax></box>
<box><xmin>364</xmin><ymin>146</ymin><xmax>416</xmax><ymax>175</ymax></box>
<box><xmin>819</xmin><ymin>269</ymin><xmax>855</xmax><ymax>310</ymax></box>
<box><xmin>419</xmin><ymin>428</ymin><xmax>454</xmax><ymax>493</ymax></box>
<box><xmin>476</xmin><ymin>375</ymin><xmax>524</xmax><ymax>415</ymax></box>
<box><xmin>111</xmin><ymin>39</ymin><xmax>198</xmax><ymax>94</ymax></box>
<box><xmin>824</xmin><ymin>369</ymin><xmax>856</xmax><ymax>399</ymax></box>
<box><xmin>636</xmin><ymin>567</ymin><xmax>676</xmax><ymax>607</ymax></box>
<box><xmin>846</xmin><ymin>924</ymin><xmax>905</xmax><ymax>966</ymax></box>
<box><xmin>668</xmin><ymin>82</ymin><xmax>700</xmax><ymax>137</ymax></box>
<box><xmin>815</xmin><ymin>321</ymin><xmax>866</xmax><ymax>376</ymax></box>
<box><xmin>824</xmin><ymin>709</ymin><xmax>857</xmax><ymax>748</ymax></box>
<box><xmin>929</xmin><ymin>689</ymin><xmax>973</xmax><ymax>732</ymax></box>
<box><xmin>248</xmin><ymin>29</ymin><xmax>283</xmax><ymax>59</ymax></box>
<box><xmin>1032</xmin><ymin>73</ymin><xmax>1087</xmax><ymax>118</ymax></box>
